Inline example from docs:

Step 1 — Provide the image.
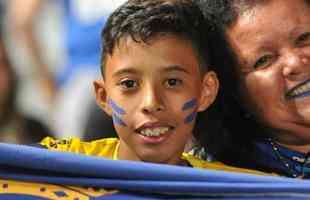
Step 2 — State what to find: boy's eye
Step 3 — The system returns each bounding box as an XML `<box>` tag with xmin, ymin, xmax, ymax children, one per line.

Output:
<box><xmin>120</xmin><ymin>79</ymin><xmax>138</xmax><ymax>89</ymax></box>
<box><xmin>165</xmin><ymin>78</ymin><xmax>182</xmax><ymax>88</ymax></box>
<box><xmin>253</xmin><ymin>54</ymin><xmax>274</xmax><ymax>69</ymax></box>
<box><xmin>296</xmin><ymin>32</ymin><xmax>310</xmax><ymax>46</ymax></box>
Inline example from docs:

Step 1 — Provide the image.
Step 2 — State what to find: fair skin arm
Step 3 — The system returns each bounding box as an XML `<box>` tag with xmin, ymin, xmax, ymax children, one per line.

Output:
<box><xmin>8</xmin><ymin>0</ymin><xmax>56</xmax><ymax>104</ymax></box>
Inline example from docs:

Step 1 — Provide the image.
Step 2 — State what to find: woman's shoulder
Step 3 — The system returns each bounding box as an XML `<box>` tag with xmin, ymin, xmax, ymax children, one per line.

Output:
<box><xmin>182</xmin><ymin>152</ymin><xmax>273</xmax><ymax>176</ymax></box>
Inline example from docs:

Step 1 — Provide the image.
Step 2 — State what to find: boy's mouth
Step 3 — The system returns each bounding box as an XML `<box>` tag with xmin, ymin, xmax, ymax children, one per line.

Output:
<box><xmin>286</xmin><ymin>79</ymin><xmax>310</xmax><ymax>100</ymax></box>
<box><xmin>135</xmin><ymin>123</ymin><xmax>174</xmax><ymax>137</ymax></box>
<box><xmin>139</xmin><ymin>127</ymin><xmax>171</xmax><ymax>137</ymax></box>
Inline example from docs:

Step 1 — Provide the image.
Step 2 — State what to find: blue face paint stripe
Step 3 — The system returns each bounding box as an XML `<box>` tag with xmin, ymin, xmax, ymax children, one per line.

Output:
<box><xmin>184</xmin><ymin>111</ymin><xmax>197</xmax><ymax>124</ymax></box>
<box><xmin>108</xmin><ymin>99</ymin><xmax>126</xmax><ymax>115</ymax></box>
<box><xmin>112</xmin><ymin>113</ymin><xmax>127</xmax><ymax>127</ymax></box>
<box><xmin>182</xmin><ymin>98</ymin><xmax>197</xmax><ymax>111</ymax></box>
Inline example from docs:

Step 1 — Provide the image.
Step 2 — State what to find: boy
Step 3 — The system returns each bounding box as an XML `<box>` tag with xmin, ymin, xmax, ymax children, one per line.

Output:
<box><xmin>41</xmin><ymin>0</ymin><xmax>263</xmax><ymax>173</ymax></box>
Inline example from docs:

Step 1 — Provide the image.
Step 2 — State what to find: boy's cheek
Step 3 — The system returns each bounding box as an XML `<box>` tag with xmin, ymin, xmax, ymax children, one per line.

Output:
<box><xmin>102</xmin><ymin>104</ymin><xmax>113</xmax><ymax>116</ymax></box>
<box><xmin>95</xmin><ymin>97</ymin><xmax>113</xmax><ymax>116</ymax></box>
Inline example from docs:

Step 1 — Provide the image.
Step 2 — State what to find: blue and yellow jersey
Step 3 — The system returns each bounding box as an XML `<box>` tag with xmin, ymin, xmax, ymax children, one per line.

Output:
<box><xmin>40</xmin><ymin>137</ymin><xmax>267</xmax><ymax>175</ymax></box>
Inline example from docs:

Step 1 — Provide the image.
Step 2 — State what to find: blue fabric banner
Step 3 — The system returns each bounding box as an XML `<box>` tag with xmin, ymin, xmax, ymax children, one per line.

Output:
<box><xmin>0</xmin><ymin>143</ymin><xmax>310</xmax><ymax>199</ymax></box>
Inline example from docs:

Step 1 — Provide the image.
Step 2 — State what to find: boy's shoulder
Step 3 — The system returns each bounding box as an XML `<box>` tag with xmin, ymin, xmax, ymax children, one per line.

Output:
<box><xmin>40</xmin><ymin>137</ymin><xmax>270</xmax><ymax>176</ymax></box>
<box><xmin>182</xmin><ymin>153</ymin><xmax>271</xmax><ymax>176</ymax></box>
<box><xmin>40</xmin><ymin>137</ymin><xmax>119</xmax><ymax>159</ymax></box>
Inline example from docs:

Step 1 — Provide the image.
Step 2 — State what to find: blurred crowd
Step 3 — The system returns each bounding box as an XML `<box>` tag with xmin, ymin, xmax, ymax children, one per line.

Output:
<box><xmin>0</xmin><ymin>0</ymin><xmax>126</xmax><ymax>144</ymax></box>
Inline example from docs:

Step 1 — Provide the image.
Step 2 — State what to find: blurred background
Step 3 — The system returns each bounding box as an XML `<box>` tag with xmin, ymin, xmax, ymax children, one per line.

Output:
<box><xmin>0</xmin><ymin>0</ymin><xmax>126</xmax><ymax>144</ymax></box>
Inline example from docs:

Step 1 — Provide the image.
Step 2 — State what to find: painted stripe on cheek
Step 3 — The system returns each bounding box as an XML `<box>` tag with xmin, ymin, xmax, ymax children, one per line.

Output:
<box><xmin>182</xmin><ymin>98</ymin><xmax>197</xmax><ymax>111</ymax></box>
<box><xmin>112</xmin><ymin>113</ymin><xmax>127</xmax><ymax>126</ymax></box>
<box><xmin>184</xmin><ymin>111</ymin><xmax>197</xmax><ymax>124</ymax></box>
<box><xmin>108</xmin><ymin>99</ymin><xmax>126</xmax><ymax>115</ymax></box>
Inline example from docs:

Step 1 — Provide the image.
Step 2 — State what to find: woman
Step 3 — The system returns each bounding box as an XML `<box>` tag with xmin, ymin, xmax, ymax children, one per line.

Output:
<box><xmin>198</xmin><ymin>0</ymin><xmax>310</xmax><ymax>178</ymax></box>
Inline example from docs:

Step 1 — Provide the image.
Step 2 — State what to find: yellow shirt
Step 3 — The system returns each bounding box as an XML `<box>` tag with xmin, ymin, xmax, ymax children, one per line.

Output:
<box><xmin>40</xmin><ymin>137</ymin><xmax>267</xmax><ymax>175</ymax></box>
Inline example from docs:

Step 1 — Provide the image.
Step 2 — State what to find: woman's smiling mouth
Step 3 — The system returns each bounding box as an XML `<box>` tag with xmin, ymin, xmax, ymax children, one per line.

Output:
<box><xmin>286</xmin><ymin>79</ymin><xmax>310</xmax><ymax>100</ymax></box>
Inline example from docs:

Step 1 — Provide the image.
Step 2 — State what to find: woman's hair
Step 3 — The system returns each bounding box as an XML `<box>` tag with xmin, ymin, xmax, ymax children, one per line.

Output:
<box><xmin>199</xmin><ymin>0</ymin><xmax>310</xmax><ymax>28</ymax></box>
<box><xmin>195</xmin><ymin>0</ymin><xmax>285</xmax><ymax>165</ymax></box>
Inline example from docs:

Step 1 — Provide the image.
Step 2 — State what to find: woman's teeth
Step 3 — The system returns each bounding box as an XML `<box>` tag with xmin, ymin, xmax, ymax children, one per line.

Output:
<box><xmin>287</xmin><ymin>81</ymin><xmax>310</xmax><ymax>98</ymax></box>
<box><xmin>139</xmin><ymin>127</ymin><xmax>170</xmax><ymax>137</ymax></box>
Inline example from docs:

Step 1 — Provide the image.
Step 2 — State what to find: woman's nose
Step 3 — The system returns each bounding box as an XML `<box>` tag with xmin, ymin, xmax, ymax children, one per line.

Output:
<box><xmin>282</xmin><ymin>49</ymin><xmax>310</xmax><ymax>80</ymax></box>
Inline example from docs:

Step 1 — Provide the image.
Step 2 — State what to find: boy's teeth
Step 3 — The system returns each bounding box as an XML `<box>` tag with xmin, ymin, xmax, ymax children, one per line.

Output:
<box><xmin>140</xmin><ymin>127</ymin><xmax>169</xmax><ymax>137</ymax></box>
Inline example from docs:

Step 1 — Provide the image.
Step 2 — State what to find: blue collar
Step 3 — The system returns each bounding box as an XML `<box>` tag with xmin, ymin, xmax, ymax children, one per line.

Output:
<box><xmin>254</xmin><ymin>139</ymin><xmax>310</xmax><ymax>178</ymax></box>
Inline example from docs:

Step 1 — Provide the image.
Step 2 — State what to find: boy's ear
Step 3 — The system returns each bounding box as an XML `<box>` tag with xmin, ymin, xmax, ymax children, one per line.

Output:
<box><xmin>94</xmin><ymin>79</ymin><xmax>112</xmax><ymax>116</ymax></box>
<box><xmin>197</xmin><ymin>71</ymin><xmax>219</xmax><ymax>112</ymax></box>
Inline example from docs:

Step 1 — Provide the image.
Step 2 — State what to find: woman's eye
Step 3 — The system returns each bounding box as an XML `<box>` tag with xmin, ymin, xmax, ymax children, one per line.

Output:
<box><xmin>296</xmin><ymin>32</ymin><xmax>310</xmax><ymax>46</ymax></box>
<box><xmin>166</xmin><ymin>78</ymin><xmax>182</xmax><ymax>87</ymax></box>
<box><xmin>120</xmin><ymin>79</ymin><xmax>137</xmax><ymax>89</ymax></box>
<box><xmin>253</xmin><ymin>54</ymin><xmax>273</xmax><ymax>69</ymax></box>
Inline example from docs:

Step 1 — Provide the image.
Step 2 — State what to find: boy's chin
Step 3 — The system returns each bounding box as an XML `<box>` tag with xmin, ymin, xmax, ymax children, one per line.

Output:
<box><xmin>141</xmin><ymin>157</ymin><xmax>171</xmax><ymax>165</ymax></box>
<box><xmin>138</xmin><ymin>151</ymin><xmax>180</xmax><ymax>165</ymax></box>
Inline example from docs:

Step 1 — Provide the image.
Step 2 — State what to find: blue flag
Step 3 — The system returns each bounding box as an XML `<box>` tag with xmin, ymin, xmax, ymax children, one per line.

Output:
<box><xmin>0</xmin><ymin>143</ymin><xmax>310</xmax><ymax>199</ymax></box>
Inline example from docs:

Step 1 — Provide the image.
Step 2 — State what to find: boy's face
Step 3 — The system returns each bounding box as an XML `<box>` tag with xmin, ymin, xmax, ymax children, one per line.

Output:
<box><xmin>95</xmin><ymin>35</ymin><xmax>218</xmax><ymax>165</ymax></box>
<box><xmin>226</xmin><ymin>0</ymin><xmax>310</xmax><ymax>144</ymax></box>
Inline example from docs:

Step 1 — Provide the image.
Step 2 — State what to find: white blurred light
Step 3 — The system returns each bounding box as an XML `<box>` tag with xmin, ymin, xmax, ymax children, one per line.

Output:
<box><xmin>71</xmin><ymin>0</ymin><xmax>127</xmax><ymax>23</ymax></box>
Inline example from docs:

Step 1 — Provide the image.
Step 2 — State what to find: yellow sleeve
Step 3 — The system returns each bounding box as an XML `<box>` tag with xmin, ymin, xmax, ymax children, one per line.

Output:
<box><xmin>40</xmin><ymin>137</ymin><xmax>119</xmax><ymax>159</ymax></box>
<box><xmin>40</xmin><ymin>137</ymin><xmax>80</xmax><ymax>152</ymax></box>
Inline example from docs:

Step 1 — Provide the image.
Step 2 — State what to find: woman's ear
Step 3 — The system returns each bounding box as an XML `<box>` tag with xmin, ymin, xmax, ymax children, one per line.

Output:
<box><xmin>94</xmin><ymin>79</ymin><xmax>112</xmax><ymax>116</ymax></box>
<box><xmin>197</xmin><ymin>71</ymin><xmax>219</xmax><ymax>112</ymax></box>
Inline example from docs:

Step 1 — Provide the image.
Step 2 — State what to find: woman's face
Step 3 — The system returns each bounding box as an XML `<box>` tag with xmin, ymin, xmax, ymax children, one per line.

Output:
<box><xmin>226</xmin><ymin>0</ymin><xmax>310</xmax><ymax>145</ymax></box>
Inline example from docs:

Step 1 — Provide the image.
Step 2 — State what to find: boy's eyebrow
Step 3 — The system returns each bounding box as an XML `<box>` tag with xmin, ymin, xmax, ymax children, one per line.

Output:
<box><xmin>112</xmin><ymin>65</ymin><xmax>190</xmax><ymax>77</ymax></box>
<box><xmin>112</xmin><ymin>68</ymin><xmax>140</xmax><ymax>77</ymax></box>
<box><xmin>162</xmin><ymin>65</ymin><xmax>190</xmax><ymax>74</ymax></box>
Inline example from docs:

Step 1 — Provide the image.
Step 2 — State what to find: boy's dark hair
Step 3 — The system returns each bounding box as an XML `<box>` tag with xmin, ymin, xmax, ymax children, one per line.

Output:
<box><xmin>197</xmin><ymin>0</ymin><xmax>310</xmax><ymax>167</ymax></box>
<box><xmin>100</xmin><ymin>0</ymin><xmax>214</xmax><ymax>77</ymax></box>
<box><xmin>100</xmin><ymin>0</ymin><xmax>226</xmax><ymax>155</ymax></box>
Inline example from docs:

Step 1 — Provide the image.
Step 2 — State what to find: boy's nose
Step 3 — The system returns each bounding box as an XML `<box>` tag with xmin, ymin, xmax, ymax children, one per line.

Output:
<box><xmin>141</xmin><ymin>87</ymin><xmax>164</xmax><ymax>114</ymax></box>
<box><xmin>282</xmin><ymin>49</ymin><xmax>310</xmax><ymax>80</ymax></box>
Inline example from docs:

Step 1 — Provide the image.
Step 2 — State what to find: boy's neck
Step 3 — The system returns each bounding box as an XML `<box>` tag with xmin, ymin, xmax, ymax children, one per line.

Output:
<box><xmin>118</xmin><ymin>140</ymin><xmax>186</xmax><ymax>165</ymax></box>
